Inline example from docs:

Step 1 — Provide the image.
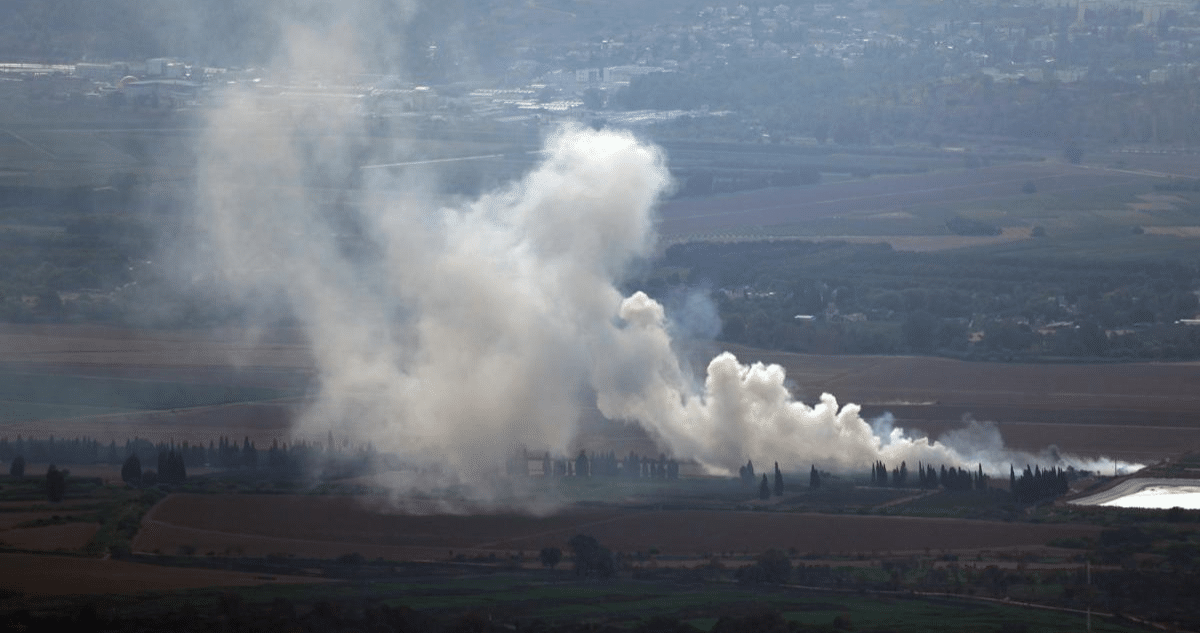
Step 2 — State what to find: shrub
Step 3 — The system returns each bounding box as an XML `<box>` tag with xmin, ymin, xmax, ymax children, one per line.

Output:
<box><xmin>539</xmin><ymin>547</ymin><xmax>562</xmax><ymax>569</ymax></box>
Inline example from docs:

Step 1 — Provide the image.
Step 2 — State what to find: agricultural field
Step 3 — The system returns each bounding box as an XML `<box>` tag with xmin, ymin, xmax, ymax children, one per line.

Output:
<box><xmin>658</xmin><ymin>162</ymin><xmax>1133</xmax><ymax>234</ymax></box>
<box><xmin>714</xmin><ymin>344</ymin><xmax>1200</xmax><ymax>464</ymax></box>
<box><xmin>656</xmin><ymin>155</ymin><xmax>1200</xmax><ymax>262</ymax></box>
<box><xmin>5</xmin><ymin>323</ymin><xmax>1200</xmax><ymax>462</ymax></box>
<box><xmin>0</xmin><ymin>324</ymin><xmax>310</xmax><ymax>442</ymax></box>
<box><xmin>5</xmin><ymin>322</ymin><xmax>1195</xmax><ymax>630</ymax></box>
<box><xmin>0</xmin><ymin>552</ymin><xmax>327</xmax><ymax>596</ymax></box>
<box><xmin>1</xmin><ymin>141</ymin><xmax>1198</xmax><ymax>629</ymax></box>
<box><xmin>133</xmin><ymin>492</ymin><xmax>1101</xmax><ymax>562</ymax></box>
<box><xmin>0</xmin><ymin>571</ymin><xmax>1150</xmax><ymax>632</ymax></box>
<box><xmin>0</xmin><ymin>323</ymin><xmax>314</xmax><ymax>370</ymax></box>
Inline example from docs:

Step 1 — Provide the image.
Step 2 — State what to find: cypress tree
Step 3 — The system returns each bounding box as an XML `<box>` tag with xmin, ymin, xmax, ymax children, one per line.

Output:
<box><xmin>46</xmin><ymin>465</ymin><xmax>66</xmax><ymax>502</ymax></box>
<box><xmin>121</xmin><ymin>453</ymin><xmax>142</xmax><ymax>484</ymax></box>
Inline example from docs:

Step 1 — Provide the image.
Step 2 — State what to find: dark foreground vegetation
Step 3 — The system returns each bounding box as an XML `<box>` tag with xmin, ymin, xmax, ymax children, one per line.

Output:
<box><xmin>0</xmin><ymin>558</ymin><xmax>1162</xmax><ymax>633</ymax></box>
<box><xmin>4</xmin><ymin>447</ymin><xmax>1200</xmax><ymax>630</ymax></box>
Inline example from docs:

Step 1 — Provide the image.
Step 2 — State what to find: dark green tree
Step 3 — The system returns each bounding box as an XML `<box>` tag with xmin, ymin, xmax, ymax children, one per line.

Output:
<box><xmin>46</xmin><ymin>464</ymin><xmax>66</xmax><ymax>502</ymax></box>
<box><xmin>773</xmin><ymin>462</ymin><xmax>784</xmax><ymax>496</ymax></box>
<box><xmin>575</xmin><ymin>450</ymin><xmax>589</xmax><ymax>478</ymax></box>
<box><xmin>739</xmin><ymin>549</ymin><xmax>793</xmax><ymax>584</ymax></box>
<box><xmin>756</xmin><ymin>549</ymin><xmax>792</xmax><ymax>583</ymax></box>
<box><xmin>539</xmin><ymin>547</ymin><xmax>562</xmax><ymax>569</ymax></box>
<box><xmin>759</xmin><ymin>474</ymin><xmax>770</xmax><ymax>500</ymax></box>
<box><xmin>568</xmin><ymin>534</ymin><xmax>614</xmax><ymax>578</ymax></box>
<box><xmin>242</xmin><ymin>437</ymin><xmax>257</xmax><ymax>469</ymax></box>
<box><xmin>9</xmin><ymin>455</ymin><xmax>25</xmax><ymax>477</ymax></box>
<box><xmin>157</xmin><ymin>449</ymin><xmax>186</xmax><ymax>484</ymax></box>
<box><xmin>121</xmin><ymin>453</ymin><xmax>141</xmax><ymax>484</ymax></box>
<box><xmin>902</xmin><ymin>310</ymin><xmax>939</xmax><ymax>352</ymax></box>
<box><xmin>809</xmin><ymin>464</ymin><xmax>821</xmax><ymax>489</ymax></box>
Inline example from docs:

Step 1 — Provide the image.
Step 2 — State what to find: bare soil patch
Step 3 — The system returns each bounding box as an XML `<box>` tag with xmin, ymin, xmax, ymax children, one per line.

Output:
<box><xmin>0</xmin><ymin>552</ymin><xmax>328</xmax><ymax>596</ymax></box>
<box><xmin>657</xmin><ymin>163</ymin><xmax>1123</xmax><ymax>237</ymax></box>
<box><xmin>0</xmin><ymin>522</ymin><xmax>98</xmax><ymax>551</ymax></box>
<box><xmin>0</xmin><ymin>512</ymin><xmax>61</xmax><ymax>530</ymax></box>
<box><xmin>7</xmin><ymin>326</ymin><xmax>1199</xmax><ymax>463</ymax></box>
<box><xmin>719</xmin><ymin>345</ymin><xmax>1200</xmax><ymax>462</ymax></box>
<box><xmin>0</xmin><ymin>323</ymin><xmax>313</xmax><ymax>371</ymax></box>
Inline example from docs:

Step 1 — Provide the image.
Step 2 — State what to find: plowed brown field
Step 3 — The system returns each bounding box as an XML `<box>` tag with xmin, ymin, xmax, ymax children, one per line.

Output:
<box><xmin>135</xmin><ymin>493</ymin><xmax>1100</xmax><ymax>560</ymax></box>
<box><xmin>0</xmin><ymin>553</ymin><xmax>328</xmax><ymax>596</ymax></box>
<box><xmin>0</xmin><ymin>522</ymin><xmax>98</xmax><ymax>551</ymax></box>
<box><xmin>657</xmin><ymin>163</ymin><xmax>1132</xmax><ymax>238</ymax></box>
<box><xmin>717</xmin><ymin>345</ymin><xmax>1200</xmax><ymax>463</ymax></box>
<box><xmin>6</xmin><ymin>326</ymin><xmax>1199</xmax><ymax>461</ymax></box>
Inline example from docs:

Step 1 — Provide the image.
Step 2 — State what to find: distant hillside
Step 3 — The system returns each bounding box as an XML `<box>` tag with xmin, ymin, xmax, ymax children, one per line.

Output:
<box><xmin>0</xmin><ymin>0</ymin><xmax>479</xmax><ymax>73</ymax></box>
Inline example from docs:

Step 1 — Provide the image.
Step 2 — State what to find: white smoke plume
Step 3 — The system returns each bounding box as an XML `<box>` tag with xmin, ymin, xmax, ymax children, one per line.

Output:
<box><xmin>198</xmin><ymin>116</ymin><xmax>1138</xmax><ymax>481</ymax></box>
<box><xmin>192</xmin><ymin>1</ymin><xmax>1139</xmax><ymax>495</ymax></box>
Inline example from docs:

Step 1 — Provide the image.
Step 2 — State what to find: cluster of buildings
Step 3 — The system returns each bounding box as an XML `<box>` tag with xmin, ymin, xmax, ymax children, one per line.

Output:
<box><xmin>4</xmin><ymin>0</ymin><xmax>1200</xmax><ymax>134</ymax></box>
<box><xmin>493</xmin><ymin>0</ymin><xmax>1200</xmax><ymax>116</ymax></box>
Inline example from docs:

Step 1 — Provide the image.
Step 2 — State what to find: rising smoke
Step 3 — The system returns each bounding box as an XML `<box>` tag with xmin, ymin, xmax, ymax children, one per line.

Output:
<box><xmin>192</xmin><ymin>1</ymin><xmax>1138</xmax><ymax>496</ymax></box>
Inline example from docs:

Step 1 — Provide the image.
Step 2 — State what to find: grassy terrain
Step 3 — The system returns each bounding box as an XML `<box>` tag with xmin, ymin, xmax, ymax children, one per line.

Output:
<box><xmin>965</xmin><ymin>231</ymin><xmax>1200</xmax><ymax>261</ymax></box>
<box><xmin>10</xmin><ymin>572</ymin><xmax>1145</xmax><ymax>632</ymax></box>
<box><xmin>0</xmin><ymin>473</ymin><xmax>163</xmax><ymax>557</ymax></box>
<box><xmin>0</xmin><ymin>371</ymin><xmax>293</xmax><ymax>422</ymax></box>
<box><xmin>0</xmin><ymin>400</ymin><xmax>135</xmax><ymax>422</ymax></box>
<box><xmin>0</xmin><ymin>472</ymin><xmax>106</xmax><ymax>503</ymax></box>
<box><xmin>663</xmin><ymin>155</ymin><xmax>1200</xmax><ymax>263</ymax></box>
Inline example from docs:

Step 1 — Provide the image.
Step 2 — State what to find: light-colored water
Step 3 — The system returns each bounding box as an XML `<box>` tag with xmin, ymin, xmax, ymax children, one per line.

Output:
<box><xmin>1101</xmin><ymin>485</ymin><xmax>1200</xmax><ymax>509</ymax></box>
<box><xmin>1071</xmin><ymin>478</ymin><xmax>1200</xmax><ymax>509</ymax></box>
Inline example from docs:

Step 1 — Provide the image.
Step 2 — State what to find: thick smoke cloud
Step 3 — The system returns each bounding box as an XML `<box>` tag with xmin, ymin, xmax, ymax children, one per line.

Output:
<box><xmin>199</xmin><ymin>110</ymin><xmax>673</xmax><ymax>479</ymax></box>
<box><xmin>198</xmin><ymin>116</ymin><xmax>1137</xmax><ymax>480</ymax></box>
<box><xmin>193</xmin><ymin>0</ymin><xmax>1138</xmax><ymax>497</ymax></box>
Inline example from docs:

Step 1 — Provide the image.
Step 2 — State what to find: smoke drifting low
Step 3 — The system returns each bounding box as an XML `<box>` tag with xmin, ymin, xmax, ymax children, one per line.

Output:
<box><xmin>191</xmin><ymin>3</ymin><xmax>1138</xmax><ymax>500</ymax></box>
<box><xmin>197</xmin><ymin>116</ymin><xmax>1136</xmax><ymax>485</ymax></box>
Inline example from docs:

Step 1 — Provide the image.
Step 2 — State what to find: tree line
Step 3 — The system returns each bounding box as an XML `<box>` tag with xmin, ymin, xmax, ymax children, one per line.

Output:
<box><xmin>648</xmin><ymin>240</ymin><xmax>1200</xmax><ymax>360</ymax></box>
<box><xmin>870</xmin><ymin>461</ymin><xmax>991</xmax><ymax>492</ymax></box>
<box><xmin>1</xmin><ymin>432</ymin><xmax>388</xmax><ymax>480</ymax></box>
<box><xmin>737</xmin><ymin>460</ymin><xmax>825</xmax><ymax>500</ymax></box>
<box><xmin>1009</xmin><ymin>464</ymin><xmax>1071</xmax><ymax>503</ymax></box>
<box><xmin>522</xmin><ymin>449</ymin><xmax>681</xmax><ymax>479</ymax></box>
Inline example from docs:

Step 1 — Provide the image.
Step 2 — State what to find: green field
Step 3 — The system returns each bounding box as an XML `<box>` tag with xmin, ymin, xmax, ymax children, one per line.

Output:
<box><xmin>47</xmin><ymin>573</ymin><xmax>1145</xmax><ymax>633</ymax></box>
<box><xmin>0</xmin><ymin>371</ymin><xmax>292</xmax><ymax>422</ymax></box>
